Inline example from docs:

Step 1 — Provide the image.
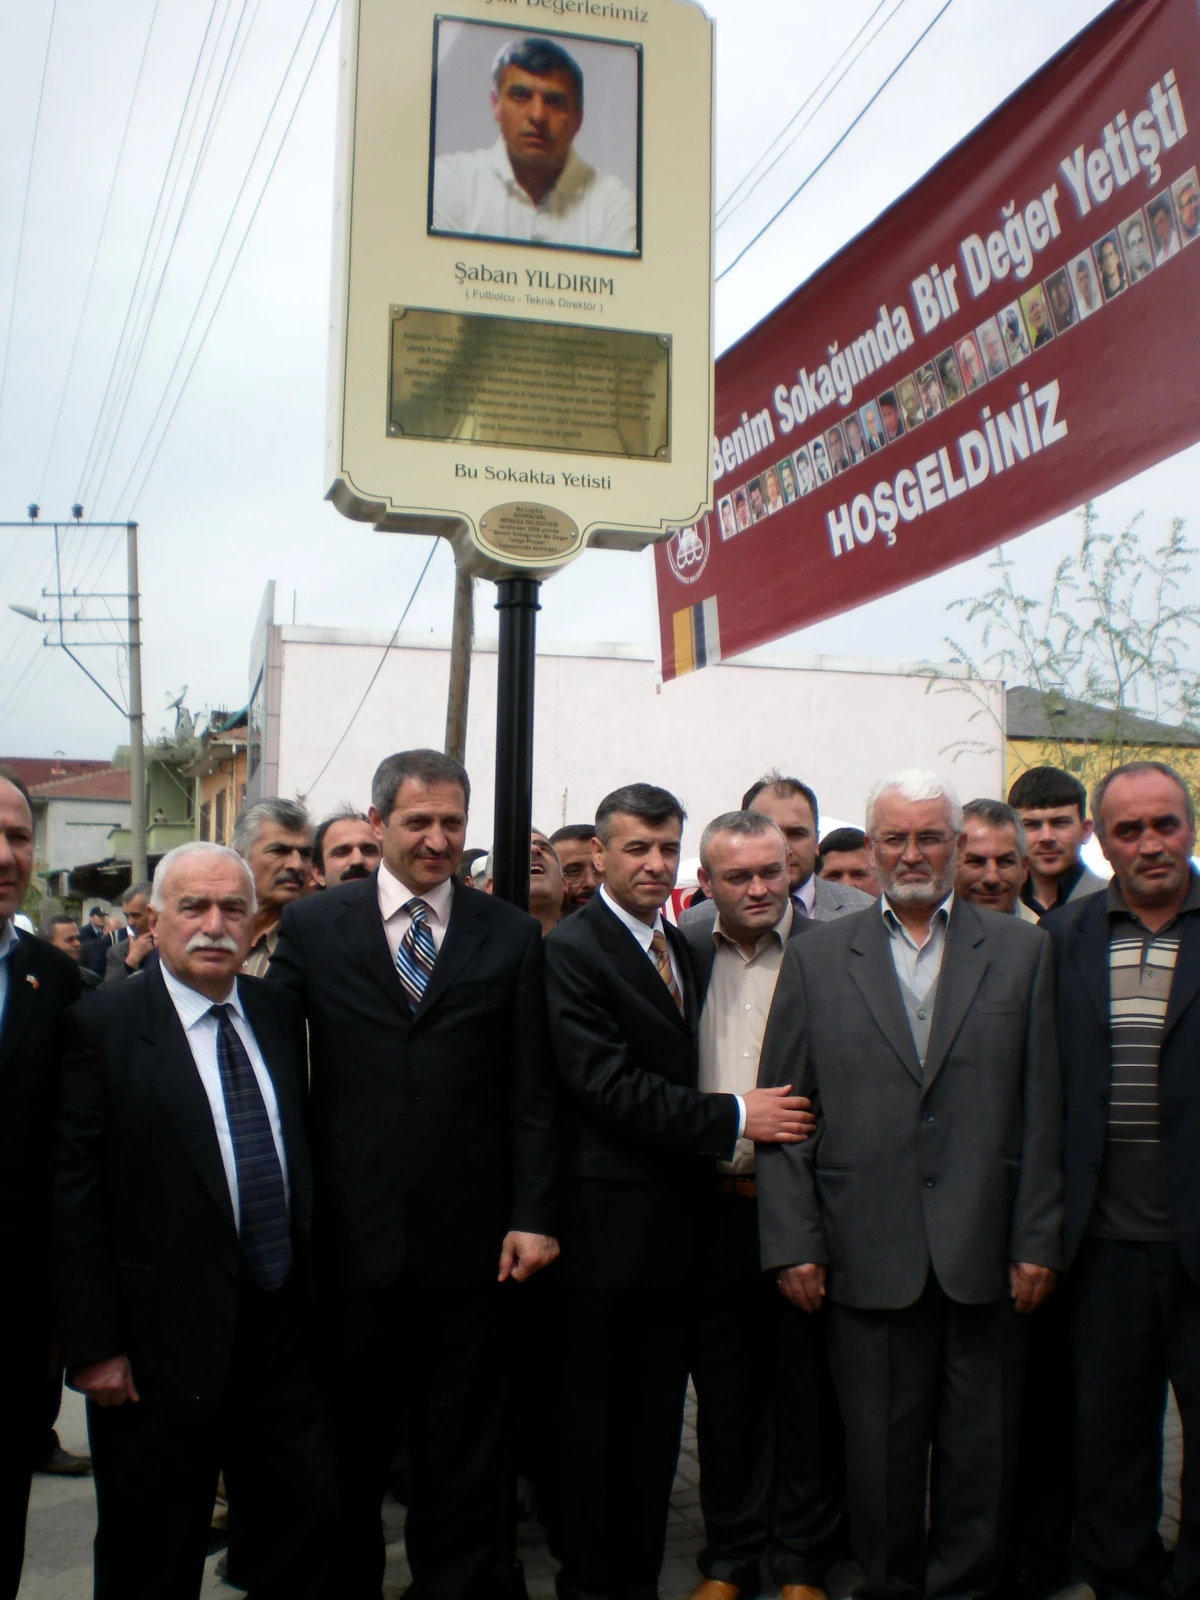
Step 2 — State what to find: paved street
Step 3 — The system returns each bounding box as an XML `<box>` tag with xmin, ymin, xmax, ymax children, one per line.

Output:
<box><xmin>18</xmin><ymin>1384</ymin><xmax>1183</xmax><ymax>1598</ymax></box>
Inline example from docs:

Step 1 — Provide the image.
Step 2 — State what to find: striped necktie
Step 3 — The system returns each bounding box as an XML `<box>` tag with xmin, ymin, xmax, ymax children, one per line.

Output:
<box><xmin>396</xmin><ymin>898</ymin><xmax>437</xmax><ymax>1010</ymax></box>
<box><xmin>208</xmin><ymin>1004</ymin><xmax>292</xmax><ymax>1291</ymax></box>
<box><xmin>649</xmin><ymin>929</ymin><xmax>684</xmax><ymax>1014</ymax></box>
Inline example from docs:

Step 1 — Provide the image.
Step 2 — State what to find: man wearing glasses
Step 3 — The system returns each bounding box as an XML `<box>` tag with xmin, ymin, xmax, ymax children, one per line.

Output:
<box><xmin>757</xmin><ymin>770</ymin><xmax>1062</xmax><ymax>1600</ymax></box>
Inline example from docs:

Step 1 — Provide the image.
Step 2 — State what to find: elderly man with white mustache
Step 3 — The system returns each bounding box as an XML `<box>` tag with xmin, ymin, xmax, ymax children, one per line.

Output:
<box><xmin>52</xmin><ymin>842</ymin><xmax>335</xmax><ymax>1600</ymax></box>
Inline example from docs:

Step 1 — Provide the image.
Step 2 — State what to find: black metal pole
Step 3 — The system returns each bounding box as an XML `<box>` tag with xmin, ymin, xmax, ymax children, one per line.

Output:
<box><xmin>492</xmin><ymin>577</ymin><xmax>540</xmax><ymax>910</ymax></box>
<box><xmin>490</xmin><ymin>575</ymin><xmax>540</xmax><ymax>1600</ymax></box>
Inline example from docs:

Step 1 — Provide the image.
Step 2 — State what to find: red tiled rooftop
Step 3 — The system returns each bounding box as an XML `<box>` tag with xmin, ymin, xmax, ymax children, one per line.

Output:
<box><xmin>28</xmin><ymin>767</ymin><xmax>131</xmax><ymax>801</ymax></box>
<box><xmin>0</xmin><ymin>756</ymin><xmax>110</xmax><ymax>787</ymax></box>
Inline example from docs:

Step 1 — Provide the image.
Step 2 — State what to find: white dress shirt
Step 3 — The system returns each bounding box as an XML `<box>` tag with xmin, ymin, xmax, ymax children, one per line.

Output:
<box><xmin>599</xmin><ymin>885</ymin><xmax>747</xmax><ymax>1140</ymax></box>
<box><xmin>377</xmin><ymin>863</ymin><xmax>454</xmax><ymax>963</ymax></box>
<box><xmin>160</xmin><ymin>963</ymin><xmax>290</xmax><ymax>1230</ymax></box>
<box><xmin>432</xmin><ymin>139</ymin><xmax>636</xmax><ymax>254</ymax></box>
<box><xmin>0</xmin><ymin>919</ymin><xmax>17</xmax><ymax>1031</ymax></box>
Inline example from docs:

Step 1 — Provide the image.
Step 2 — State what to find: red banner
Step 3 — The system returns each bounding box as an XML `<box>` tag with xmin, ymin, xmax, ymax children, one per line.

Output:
<box><xmin>656</xmin><ymin>0</ymin><xmax>1200</xmax><ymax>678</ymax></box>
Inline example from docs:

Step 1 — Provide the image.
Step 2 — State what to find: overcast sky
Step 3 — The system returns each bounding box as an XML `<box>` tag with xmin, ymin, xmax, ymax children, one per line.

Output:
<box><xmin>0</xmin><ymin>0</ymin><xmax>1194</xmax><ymax>758</ymax></box>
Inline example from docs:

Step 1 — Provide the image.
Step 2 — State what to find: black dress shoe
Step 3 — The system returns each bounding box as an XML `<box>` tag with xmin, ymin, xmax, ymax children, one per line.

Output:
<box><xmin>34</xmin><ymin>1441</ymin><xmax>92</xmax><ymax>1476</ymax></box>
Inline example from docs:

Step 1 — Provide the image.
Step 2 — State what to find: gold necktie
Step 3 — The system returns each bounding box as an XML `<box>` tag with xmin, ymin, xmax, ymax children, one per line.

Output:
<box><xmin>649</xmin><ymin>930</ymin><xmax>684</xmax><ymax>1014</ymax></box>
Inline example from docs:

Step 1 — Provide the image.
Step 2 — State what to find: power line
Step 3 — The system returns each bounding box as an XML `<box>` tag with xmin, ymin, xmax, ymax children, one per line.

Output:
<box><xmin>122</xmin><ymin>0</ymin><xmax>340</xmax><ymax>518</ymax></box>
<box><xmin>109</xmin><ymin>0</ymin><xmax>326</xmax><ymax>516</ymax></box>
<box><xmin>73</xmin><ymin>0</ymin><xmax>223</xmax><ymax>507</ymax></box>
<box><xmin>36</xmin><ymin>0</ymin><xmax>163</xmax><ymax>506</ymax></box>
<box><xmin>87</xmin><ymin>0</ymin><xmax>269</xmax><ymax>514</ymax></box>
<box><xmin>0</xmin><ymin>0</ymin><xmax>60</xmax><ymax>435</ymax></box>
<box><xmin>716</xmin><ymin>0</ymin><xmax>911</xmax><ymax>234</ymax></box>
<box><xmin>302</xmin><ymin>541</ymin><xmax>442</xmax><ymax>801</ymax></box>
<box><xmin>717</xmin><ymin>0</ymin><xmax>895</xmax><ymax>222</ymax></box>
<box><xmin>716</xmin><ymin>0</ymin><xmax>958</xmax><ymax>283</ymax></box>
<box><xmin>85</xmin><ymin>0</ymin><xmax>254</xmax><ymax>513</ymax></box>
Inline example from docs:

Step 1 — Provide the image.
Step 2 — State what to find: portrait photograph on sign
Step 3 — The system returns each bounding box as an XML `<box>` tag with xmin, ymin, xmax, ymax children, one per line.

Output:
<box><xmin>428</xmin><ymin>18</ymin><xmax>642</xmax><ymax>258</ymax></box>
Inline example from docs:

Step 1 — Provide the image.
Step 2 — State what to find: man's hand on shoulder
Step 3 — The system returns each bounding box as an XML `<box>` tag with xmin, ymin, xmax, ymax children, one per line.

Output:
<box><xmin>743</xmin><ymin>1085</ymin><xmax>814</xmax><ymax>1143</ymax></box>
<box><xmin>776</xmin><ymin>1263</ymin><xmax>826</xmax><ymax>1313</ymax></box>
<box><xmin>498</xmin><ymin>1231</ymin><xmax>559</xmax><ymax>1283</ymax></box>
<box><xmin>70</xmin><ymin>1354</ymin><xmax>139</xmax><ymax>1407</ymax></box>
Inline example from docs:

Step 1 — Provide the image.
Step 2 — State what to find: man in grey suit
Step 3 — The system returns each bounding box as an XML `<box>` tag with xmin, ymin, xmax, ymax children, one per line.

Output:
<box><xmin>680</xmin><ymin>775</ymin><xmax>872</xmax><ymax>932</ymax></box>
<box><xmin>757</xmin><ymin>770</ymin><xmax>1063</xmax><ymax>1600</ymax></box>
<box><xmin>102</xmin><ymin>883</ymin><xmax>154</xmax><ymax>984</ymax></box>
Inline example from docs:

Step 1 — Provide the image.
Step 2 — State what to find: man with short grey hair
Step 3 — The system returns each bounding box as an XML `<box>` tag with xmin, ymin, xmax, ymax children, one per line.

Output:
<box><xmin>232</xmin><ymin>798</ymin><xmax>314</xmax><ymax>977</ymax></box>
<box><xmin>678</xmin><ymin>811</ymin><xmax>839</xmax><ymax>1600</ymax></box>
<box><xmin>758</xmin><ymin>770</ymin><xmax>1062</xmax><ymax>1599</ymax></box>
<box><xmin>103</xmin><ymin>881</ymin><xmax>155</xmax><ymax>984</ymax></box>
<box><xmin>956</xmin><ymin>799</ymin><xmax>1039</xmax><ymax>923</ymax></box>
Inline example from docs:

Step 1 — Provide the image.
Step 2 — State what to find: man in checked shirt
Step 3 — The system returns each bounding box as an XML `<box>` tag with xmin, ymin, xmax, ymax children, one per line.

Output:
<box><xmin>1046</xmin><ymin>761</ymin><xmax>1200</xmax><ymax>1600</ymax></box>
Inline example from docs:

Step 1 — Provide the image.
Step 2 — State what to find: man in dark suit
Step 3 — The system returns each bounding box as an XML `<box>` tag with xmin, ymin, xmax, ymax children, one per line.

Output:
<box><xmin>268</xmin><ymin>748</ymin><xmax>559</xmax><ymax>1600</ymax></box>
<box><xmin>0</xmin><ymin>770</ymin><xmax>81</xmax><ymax>1600</ymax></box>
<box><xmin>102</xmin><ymin>880</ymin><xmax>154</xmax><ymax>982</ymax></box>
<box><xmin>53</xmin><ymin>841</ymin><xmax>334</xmax><ymax>1600</ymax></box>
<box><xmin>758</xmin><ymin>770</ymin><xmax>1062</xmax><ymax>1600</ymax></box>
<box><xmin>1045</xmin><ymin>761</ymin><xmax>1200</xmax><ymax>1600</ymax></box>
<box><xmin>543</xmin><ymin>784</ymin><xmax>809</xmax><ymax>1600</ymax></box>
<box><xmin>678</xmin><ymin>811</ymin><xmax>840</xmax><ymax>1600</ymax></box>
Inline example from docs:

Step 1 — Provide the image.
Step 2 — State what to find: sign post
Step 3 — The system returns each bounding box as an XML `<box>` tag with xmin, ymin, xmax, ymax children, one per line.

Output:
<box><xmin>327</xmin><ymin>0</ymin><xmax>716</xmax><ymax>901</ymax></box>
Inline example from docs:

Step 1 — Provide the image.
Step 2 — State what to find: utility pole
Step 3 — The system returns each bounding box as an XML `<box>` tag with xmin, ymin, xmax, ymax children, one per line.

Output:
<box><xmin>126</xmin><ymin>523</ymin><xmax>147</xmax><ymax>882</ymax></box>
<box><xmin>444</xmin><ymin>565</ymin><xmax>474</xmax><ymax>766</ymax></box>
<box><xmin>4</xmin><ymin>508</ymin><xmax>148</xmax><ymax>882</ymax></box>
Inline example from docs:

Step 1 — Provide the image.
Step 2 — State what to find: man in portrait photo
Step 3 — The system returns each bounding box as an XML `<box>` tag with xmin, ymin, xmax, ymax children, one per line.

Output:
<box><xmin>1021</xmin><ymin>285</ymin><xmax>1056</xmax><ymax>349</ymax></box>
<box><xmin>1147</xmin><ymin>192</ymin><xmax>1180</xmax><ymax>266</ymax></box>
<box><xmin>1072</xmin><ymin>252</ymin><xmax>1102</xmax><ymax>317</ymax></box>
<box><xmin>719</xmin><ymin>496</ymin><xmax>737</xmax><ymax>540</ymax></box>
<box><xmin>810</xmin><ymin>438</ymin><xmax>831</xmax><ymax>484</ymax></box>
<box><xmin>844</xmin><ymin>412</ymin><xmax>868</xmax><ymax>464</ymax></box>
<box><xmin>825</xmin><ymin>427</ymin><xmax>849</xmax><ymax>477</ymax></box>
<box><xmin>1094</xmin><ymin>234</ymin><xmax>1127</xmax><ymax>301</ymax></box>
<box><xmin>734</xmin><ymin>488</ymin><xmax>752</xmax><ymax>530</ymax></box>
<box><xmin>778</xmin><ymin>458</ymin><xmax>798</xmax><ymax>504</ymax></box>
<box><xmin>896</xmin><ymin>374</ymin><xmax>926</xmax><ymax>429</ymax></box>
<box><xmin>763</xmin><ymin>466</ymin><xmax>784</xmax><ymax>514</ymax></box>
<box><xmin>977</xmin><ymin>318</ymin><xmax>1009</xmax><ymax>378</ymax></box>
<box><xmin>1045</xmin><ymin>267</ymin><xmax>1079</xmax><ymax>333</ymax></box>
<box><xmin>878</xmin><ymin>391</ymin><xmax>905</xmax><ymax>442</ymax></box>
<box><xmin>793</xmin><ymin>447</ymin><xmax>815</xmax><ymax>496</ymax></box>
<box><xmin>748</xmin><ymin>479</ymin><xmax>768</xmax><ymax>521</ymax></box>
<box><xmin>1174</xmin><ymin>169</ymin><xmax>1200</xmax><ymax>245</ymax></box>
<box><xmin>955</xmin><ymin>336</ymin><xmax>987</xmax><ymax>392</ymax></box>
<box><xmin>1120</xmin><ymin>214</ymin><xmax>1154</xmax><ymax>283</ymax></box>
<box><xmin>432</xmin><ymin>36</ymin><xmax>636</xmax><ymax>255</ymax></box>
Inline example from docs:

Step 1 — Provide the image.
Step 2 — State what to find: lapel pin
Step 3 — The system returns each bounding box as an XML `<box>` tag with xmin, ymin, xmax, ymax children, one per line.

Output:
<box><xmin>26</xmin><ymin>974</ymin><xmax>39</xmax><ymax>989</ymax></box>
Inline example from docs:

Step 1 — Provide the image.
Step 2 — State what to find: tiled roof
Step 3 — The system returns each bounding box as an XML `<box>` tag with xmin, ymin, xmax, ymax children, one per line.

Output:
<box><xmin>1007</xmin><ymin>687</ymin><xmax>1200</xmax><ymax>748</ymax></box>
<box><xmin>0</xmin><ymin>756</ymin><xmax>111</xmax><ymax>786</ymax></box>
<box><xmin>28</xmin><ymin>767</ymin><xmax>132</xmax><ymax>801</ymax></box>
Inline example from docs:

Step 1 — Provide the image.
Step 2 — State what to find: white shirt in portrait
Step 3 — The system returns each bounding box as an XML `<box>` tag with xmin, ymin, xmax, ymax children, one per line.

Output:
<box><xmin>432</xmin><ymin>139</ymin><xmax>636</xmax><ymax>254</ymax></box>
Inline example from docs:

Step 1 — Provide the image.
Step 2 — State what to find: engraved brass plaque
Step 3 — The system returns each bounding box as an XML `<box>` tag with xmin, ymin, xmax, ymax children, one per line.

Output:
<box><xmin>388</xmin><ymin>308</ymin><xmax>670</xmax><ymax>460</ymax></box>
<box><xmin>478</xmin><ymin>503</ymin><xmax>581</xmax><ymax>564</ymax></box>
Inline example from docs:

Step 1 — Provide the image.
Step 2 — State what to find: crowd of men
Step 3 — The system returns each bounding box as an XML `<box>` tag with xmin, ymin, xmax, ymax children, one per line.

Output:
<box><xmin>0</xmin><ymin>750</ymin><xmax>1196</xmax><ymax>1600</ymax></box>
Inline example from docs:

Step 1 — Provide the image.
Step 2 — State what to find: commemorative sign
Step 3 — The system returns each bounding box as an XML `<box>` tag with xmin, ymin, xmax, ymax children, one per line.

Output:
<box><xmin>327</xmin><ymin>0</ymin><xmax>714</xmax><ymax>581</ymax></box>
<box><xmin>655</xmin><ymin>0</ymin><xmax>1200</xmax><ymax>677</ymax></box>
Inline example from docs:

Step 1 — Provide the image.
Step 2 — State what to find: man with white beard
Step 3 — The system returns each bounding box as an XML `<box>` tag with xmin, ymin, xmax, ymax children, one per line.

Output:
<box><xmin>756</xmin><ymin>771</ymin><xmax>1062</xmax><ymax>1600</ymax></box>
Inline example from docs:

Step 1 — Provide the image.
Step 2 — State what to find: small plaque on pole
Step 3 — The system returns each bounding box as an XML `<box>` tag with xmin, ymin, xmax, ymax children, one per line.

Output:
<box><xmin>327</xmin><ymin>0</ymin><xmax>714</xmax><ymax>580</ymax></box>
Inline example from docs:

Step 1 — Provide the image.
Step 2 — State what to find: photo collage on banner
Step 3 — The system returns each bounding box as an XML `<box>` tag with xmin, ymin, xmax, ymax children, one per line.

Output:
<box><xmin>712</xmin><ymin>166</ymin><xmax>1200</xmax><ymax>544</ymax></box>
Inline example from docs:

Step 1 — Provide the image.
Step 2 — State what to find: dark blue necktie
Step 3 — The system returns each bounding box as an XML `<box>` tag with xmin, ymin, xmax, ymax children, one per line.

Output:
<box><xmin>209</xmin><ymin>1003</ymin><xmax>292</xmax><ymax>1290</ymax></box>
